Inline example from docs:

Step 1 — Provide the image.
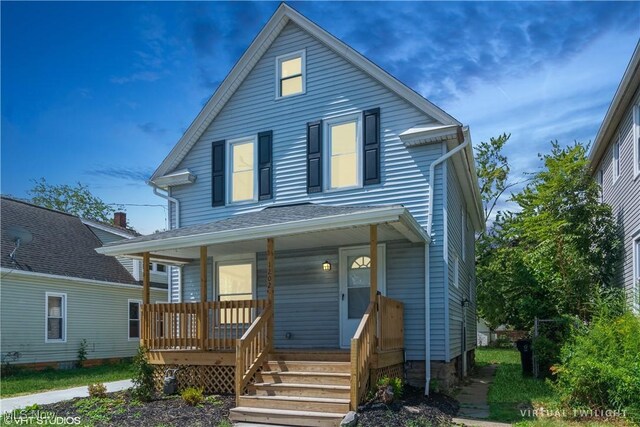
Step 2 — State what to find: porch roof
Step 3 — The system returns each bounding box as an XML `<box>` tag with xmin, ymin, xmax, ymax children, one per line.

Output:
<box><xmin>95</xmin><ymin>203</ymin><xmax>429</xmax><ymax>261</ymax></box>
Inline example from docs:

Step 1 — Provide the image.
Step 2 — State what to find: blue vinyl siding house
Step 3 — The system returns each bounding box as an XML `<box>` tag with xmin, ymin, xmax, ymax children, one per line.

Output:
<box><xmin>98</xmin><ymin>4</ymin><xmax>483</xmax><ymax>424</ymax></box>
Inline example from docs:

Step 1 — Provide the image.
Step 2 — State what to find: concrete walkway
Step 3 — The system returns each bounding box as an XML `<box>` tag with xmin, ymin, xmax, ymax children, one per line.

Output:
<box><xmin>0</xmin><ymin>379</ymin><xmax>132</xmax><ymax>413</ymax></box>
<box><xmin>453</xmin><ymin>364</ymin><xmax>510</xmax><ymax>427</ymax></box>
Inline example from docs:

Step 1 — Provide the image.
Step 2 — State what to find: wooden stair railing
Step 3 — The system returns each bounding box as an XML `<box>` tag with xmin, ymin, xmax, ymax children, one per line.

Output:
<box><xmin>350</xmin><ymin>301</ymin><xmax>376</xmax><ymax>410</ymax></box>
<box><xmin>235</xmin><ymin>304</ymin><xmax>273</xmax><ymax>405</ymax></box>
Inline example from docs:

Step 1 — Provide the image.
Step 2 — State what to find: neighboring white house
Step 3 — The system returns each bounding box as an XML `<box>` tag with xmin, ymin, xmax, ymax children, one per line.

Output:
<box><xmin>0</xmin><ymin>197</ymin><xmax>166</xmax><ymax>367</ymax></box>
<box><xmin>589</xmin><ymin>41</ymin><xmax>640</xmax><ymax>312</ymax></box>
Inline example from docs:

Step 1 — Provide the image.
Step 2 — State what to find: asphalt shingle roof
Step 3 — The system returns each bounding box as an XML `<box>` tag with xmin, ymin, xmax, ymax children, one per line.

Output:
<box><xmin>104</xmin><ymin>203</ymin><xmax>403</xmax><ymax>247</ymax></box>
<box><xmin>1</xmin><ymin>197</ymin><xmax>138</xmax><ymax>285</ymax></box>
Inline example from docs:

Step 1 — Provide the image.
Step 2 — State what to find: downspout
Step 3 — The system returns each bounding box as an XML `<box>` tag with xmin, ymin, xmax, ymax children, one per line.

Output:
<box><xmin>150</xmin><ymin>183</ymin><xmax>181</xmax><ymax>302</ymax></box>
<box><xmin>425</xmin><ymin>126</ymin><xmax>467</xmax><ymax>394</ymax></box>
<box><xmin>427</xmin><ymin>127</ymin><xmax>468</xmax><ymax>237</ymax></box>
<box><xmin>424</xmin><ymin>242</ymin><xmax>431</xmax><ymax>395</ymax></box>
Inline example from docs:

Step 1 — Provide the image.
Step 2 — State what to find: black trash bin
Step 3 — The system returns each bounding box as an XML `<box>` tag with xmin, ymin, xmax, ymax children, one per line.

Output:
<box><xmin>516</xmin><ymin>339</ymin><xmax>533</xmax><ymax>376</ymax></box>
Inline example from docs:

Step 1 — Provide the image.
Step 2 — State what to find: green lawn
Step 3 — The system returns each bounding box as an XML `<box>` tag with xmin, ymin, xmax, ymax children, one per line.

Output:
<box><xmin>476</xmin><ymin>347</ymin><xmax>558</xmax><ymax>423</ymax></box>
<box><xmin>0</xmin><ymin>361</ymin><xmax>132</xmax><ymax>397</ymax></box>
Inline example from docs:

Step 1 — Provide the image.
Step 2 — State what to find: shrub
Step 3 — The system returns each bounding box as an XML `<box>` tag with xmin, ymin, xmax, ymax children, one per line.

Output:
<box><xmin>77</xmin><ymin>339</ymin><xmax>88</xmax><ymax>368</ymax></box>
<box><xmin>553</xmin><ymin>312</ymin><xmax>640</xmax><ymax>423</ymax></box>
<box><xmin>377</xmin><ymin>376</ymin><xmax>403</xmax><ymax>398</ymax></box>
<box><xmin>181</xmin><ymin>387</ymin><xmax>204</xmax><ymax>406</ymax></box>
<box><xmin>131</xmin><ymin>347</ymin><xmax>155</xmax><ymax>402</ymax></box>
<box><xmin>88</xmin><ymin>383</ymin><xmax>107</xmax><ymax>398</ymax></box>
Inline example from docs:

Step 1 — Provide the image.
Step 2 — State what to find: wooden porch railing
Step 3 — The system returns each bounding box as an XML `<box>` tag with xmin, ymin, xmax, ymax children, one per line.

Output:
<box><xmin>350</xmin><ymin>301</ymin><xmax>376</xmax><ymax>409</ymax></box>
<box><xmin>349</xmin><ymin>295</ymin><xmax>404</xmax><ymax>410</ymax></box>
<box><xmin>377</xmin><ymin>295</ymin><xmax>404</xmax><ymax>351</ymax></box>
<box><xmin>235</xmin><ymin>304</ymin><xmax>272</xmax><ymax>405</ymax></box>
<box><xmin>141</xmin><ymin>299</ymin><xmax>268</xmax><ymax>351</ymax></box>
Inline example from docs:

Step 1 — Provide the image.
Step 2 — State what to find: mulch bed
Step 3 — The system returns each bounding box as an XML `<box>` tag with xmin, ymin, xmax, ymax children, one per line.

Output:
<box><xmin>37</xmin><ymin>390</ymin><xmax>235</xmax><ymax>427</ymax></box>
<box><xmin>358</xmin><ymin>385</ymin><xmax>459</xmax><ymax>426</ymax></box>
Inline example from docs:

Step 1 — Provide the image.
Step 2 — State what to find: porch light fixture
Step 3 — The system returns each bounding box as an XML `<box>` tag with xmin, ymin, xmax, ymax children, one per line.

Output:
<box><xmin>322</xmin><ymin>260</ymin><xmax>332</xmax><ymax>271</ymax></box>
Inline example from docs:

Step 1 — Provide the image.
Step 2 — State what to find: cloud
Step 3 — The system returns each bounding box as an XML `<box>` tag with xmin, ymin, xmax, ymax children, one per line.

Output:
<box><xmin>110</xmin><ymin>71</ymin><xmax>164</xmax><ymax>84</ymax></box>
<box><xmin>138</xmin><ymin>121</ymin><xmax>167</xmax><ymax>136</ymax></box>
<box><xmin>87</xmin><ymin>166</ymin><xmax>154</xmax><ymax>183</ymax></box>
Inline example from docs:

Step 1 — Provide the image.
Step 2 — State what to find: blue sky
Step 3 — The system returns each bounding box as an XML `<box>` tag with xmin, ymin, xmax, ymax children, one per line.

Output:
<box><xmin>2</xmin><ymin>1</ymin><xmax>639</xmax><ymax>234</ymax></box>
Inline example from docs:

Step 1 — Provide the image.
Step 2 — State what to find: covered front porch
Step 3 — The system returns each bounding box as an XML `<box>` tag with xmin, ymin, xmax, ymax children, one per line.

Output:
<box><xmin>97</xmin><ymin>204</ymin><xmax>428</xmax><ymax>419</ymax></box>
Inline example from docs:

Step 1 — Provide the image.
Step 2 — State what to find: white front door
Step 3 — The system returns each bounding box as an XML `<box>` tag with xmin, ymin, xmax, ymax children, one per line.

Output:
<box><xmin>339</xmin><ymin>245</ymin><xmax>386</xmax><ymax>349</ymax></box>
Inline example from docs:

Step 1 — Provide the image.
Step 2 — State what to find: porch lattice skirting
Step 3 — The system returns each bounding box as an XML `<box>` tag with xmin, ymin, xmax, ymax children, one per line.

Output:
<box><xmin>153</xmin><ymin>365</ymin><xmax>236</xmax><ymax>394</ymax></box>
<box><xmin>370</xmin><ymin>363</ymin><xmax>404</xmax><ymax>392</ymax></box>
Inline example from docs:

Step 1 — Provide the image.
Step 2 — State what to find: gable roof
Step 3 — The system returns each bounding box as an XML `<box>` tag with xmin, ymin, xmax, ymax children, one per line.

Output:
<box><xmin>589</xmin><ymin>40</ymin><xmax>640</xmax><ymax>170</ymax></box>
<box><xmin>81</xmin><ymin>218</ymin><xmax>140</xmax><ymax>240</ymax></box>
<box><xmin>1</xmin><ymin>196</ymin><xmax>138</xmax><ymax>285</ymax></box>
<box><xmin>150</xmin><ymin>3</ymin><xmax>461</xmax><ymax>182</ymax></box>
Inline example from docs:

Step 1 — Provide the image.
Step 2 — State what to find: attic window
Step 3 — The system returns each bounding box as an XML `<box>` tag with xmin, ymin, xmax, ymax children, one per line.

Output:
<box><xmin>276</xmin><ymin>50</ymin><xmax>305</xmax><ymax>98</ymax></box>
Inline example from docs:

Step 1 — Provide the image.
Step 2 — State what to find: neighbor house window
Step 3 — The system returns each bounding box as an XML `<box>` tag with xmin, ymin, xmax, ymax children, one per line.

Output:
<box><xmin>325</xmin><ymin>114</ymin><xmax>361</xmax><ymax>190</ymax></box>
<box><xmin>596</xmin><ymin>169</ymin><xmax>604</xmax><ymax>202</ymax></box>
<box><xmin>46</xmin><ymin>293</ymin><xmax>66</xmax><ymax>342</ymax></box>
<box><xmin>228</xmin><ymin>137</ymin><xmax>257</xmax><ymax>203</ymax></box>
<box><xmin>128</xmin><ymin>300</ymin><xmax>141</xmax><ymax>340</ymax></box>
<box><xmin>453</xmin><ymin>255</ymin><xmax>460</xmax><ymax>288</ymax></box>
<box><xmin>613</xmin><ymin>135</ymin><xmax>620</xmax><ymax>183</ymax></box>
<box><xmin>148</xmin><ymin>263</ymin><xmax>167</xmax><ymax>273</ymax></box>
<box><xmin>462</xmin><ymin>210</ymin><xmax>467</xmax><ymax>262</ymax></box>
<box><xmin>217</xmin><ymin>260</ymin><xmax>254</xmax><ymax>323</ymax></box>
<box><xmin>634</xmin><ymin>104</ymin><xmax>640</xmax><ymax>178</ymax></box>
<box><xmin>276</xmin><ymin>50</ymin><xmax>305</xmax><ymax>98</ymax></box>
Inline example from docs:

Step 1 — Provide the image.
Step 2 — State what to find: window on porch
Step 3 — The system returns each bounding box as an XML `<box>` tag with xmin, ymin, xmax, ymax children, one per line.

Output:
<box><xmin>217</xmin><ymin>261</ymin><xmax>254</xmax><ymax>323</ymax></box>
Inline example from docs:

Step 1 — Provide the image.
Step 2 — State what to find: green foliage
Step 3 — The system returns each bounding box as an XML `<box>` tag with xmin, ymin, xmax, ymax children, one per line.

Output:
<box><xmin>88</xmin><ymin>382</ymin><xmax>107</xmax><ymax>398</ymax></box>
<box><xmin>29</xmin><ymin>177</ymin><xmax>122</xmax><ymax>223</ymax></box>
<box><xmin>377</xmin><ymin>376</ymin><xmax>403</xmax><ymax>398</ymax></box>
<box><xmin>77</xmin><ymin>339</ymin><xmax>88</xmax><ymax>368</ymax></box>
<box><xmin>475</xmin><ymin>132</ymin><xmax>513</xmax><ymax>223</ymax></box>
<box><xmin>74</xmin><ymin>395</ymin><xmax>127</xmax><ymax>423</ymax></box>
<box><xmin>204</xmin><ymin>394</ymin><xmax>223</xmax><ymax>406</ymax></box>
<box><xmin>553</xmin><ymin>312</ymin><xmax>640</xmax><ymax>423</ymax></box>
<box><xmin>131</xmin><ymin>347</ymin><xmax>155</xmax><ymax>402</ymax></box>
<box><xmin>532</xmin><ymin>316</ymin><xmax>577</xmax><ymax>377</ymax></box>
<box><xmin>180</xmin><ymin>387</ymin><xmax>204</xmax><ymax>406</ymax></box>
<box><xmin>476</xmin><ymin>142</ymin><xmax>621</xmax><ymax>329</ymax></box>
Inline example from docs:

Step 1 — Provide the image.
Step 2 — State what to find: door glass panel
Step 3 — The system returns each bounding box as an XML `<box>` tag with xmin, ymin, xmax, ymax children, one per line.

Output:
<box><xmin>347</xmin><ymin>255</ymin><xmax>370</xmax><ymax>319</ymax></box>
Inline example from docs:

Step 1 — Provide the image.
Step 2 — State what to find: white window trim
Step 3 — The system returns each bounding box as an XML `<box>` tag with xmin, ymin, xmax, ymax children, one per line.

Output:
<box><xmin>128</xmin><ymin>299</ymin><xmax>142</xmax><ymax>341</ymax></box>
<box><xmin>633</xmin><ymin>104</ymin><xmax>640</xmax><ymax>179</ymax></box>
<box><xmin>214</xmin><ymin>255</ymin><xmax>257</xmax><ymax>301</ymax></box>
<box><xmin>612</xmin><ymin>134</ymin><xmax>621</xmax><ymax>184</ymax></box>
<box><xmin>275</xmin><ymin>49</ymin><xmax>306</xmax><ymax>100</ymax></box>
<box><xmin>633</xmin><ymin>233</ymin><xmax>640</xmax><ymax>313</ymax></box>
<box><xmin>323</xmin><ymin>112</ymin><xmax>363</xmax><ymax>192</ymax></box>
<box><xmin>45</xmin><ymin>292</ymin><xmax>67</xmax><ymax>343</ymax></box>
<box><xmin>149</xmin><ymin>262</ymin><xmax>167</xmax><ymax>274</ymax></box>
<box><xmin>226</xmin><ymin>136</ymin><xmax>258</xmax><ymax>205</ymax></box>
<box><xmin>461</xmin><ymin>210</ymin><xmax>467</xmax><ymax>262</ymax></box>
<box><xmin>453</xmin><ymin>255</ymin><xmax>459</xmax><ymax>288</ymax></box>
<box><xmin>597</xmin><ymin>168</ymin><xmax>604</xmax><ymax>203</ymax></box>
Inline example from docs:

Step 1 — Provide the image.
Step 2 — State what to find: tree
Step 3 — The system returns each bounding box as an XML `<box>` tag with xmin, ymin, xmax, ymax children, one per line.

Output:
<box><xmin>476</xmin><ymin>142</ymin><xmax>621</xmax><ymax>329</ymax></box>
<box><xmin>29</xmin><ymin>178</ymin><xmax>121</xmax><ymax>223</ymax></box>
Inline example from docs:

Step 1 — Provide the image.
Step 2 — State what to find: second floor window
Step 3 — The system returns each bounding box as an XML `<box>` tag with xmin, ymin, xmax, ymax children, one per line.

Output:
<box><xmin>613</xmin><ymin>135</ymin><xmax>620</xmax><ymax>183</ymax></box>
<box><xmin>229</xmin><ymin>138</ymin><xmax>256</xmax><ymax>203</ymax></box>
<box><xmin>325</xmin><ymin>114</ymin><xmax>362</xmax><ymax>190</ymax></box>
<box><xmin>276</xmin><ymin>50</ymin><xmax>305</xmax><ymax>98</ymax></box>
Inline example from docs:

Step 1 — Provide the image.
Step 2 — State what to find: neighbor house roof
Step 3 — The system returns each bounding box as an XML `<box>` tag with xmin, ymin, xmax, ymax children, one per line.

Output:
<box><xmin>589</xmin><ymin>40</ymin><xmax>640</xmax><ymax>170</ymax></box>
<box><xmin>149</xmin><ymin>3</ymin><xmax>461</xmax><ymax>183</ymax></box>
<box><xmin>96</xmin><ymin>203</ymin><xmax>429</xmax><ymax>256</ymax></box>
<box><xmin>1</xmin><ymin>196</ymin><xmax>138</xmax><ymax>285</ymax></box>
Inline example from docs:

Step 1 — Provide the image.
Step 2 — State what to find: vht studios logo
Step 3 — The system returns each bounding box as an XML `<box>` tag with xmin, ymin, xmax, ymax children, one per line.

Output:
<box><xmin>2</xmin><ymin>410</ymin><xmax>81</xmax><ymax>425</ymax></box>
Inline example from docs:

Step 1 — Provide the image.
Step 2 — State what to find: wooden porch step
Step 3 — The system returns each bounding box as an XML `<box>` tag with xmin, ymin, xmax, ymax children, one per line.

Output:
<box><xmin>248</xmin><ymin>382</ymin><xmax>350</xmax><ymax>398</ymax></box>
<box><xmin>230</xmin><ymin>406</ymin><xmax>344</xmax><ymax>427</ymax></box>
<box><xmin>263</xmin><ymin>361</ymin><xmax>350</xmax><ymax>374</ymax></box>
<box><xmin>258</xmin><ymin>371</ymin><xmax>351</xmax><ymax>386</ymax></box>
<box><xmin>238</xmin><ymin>395</ymin><xmax>350</xmax><ymax>413</ymax></box>
<box><xmin>269</xmin><ymin>350</ymin><xmax>350</xmax><ymax>362</ymax></box>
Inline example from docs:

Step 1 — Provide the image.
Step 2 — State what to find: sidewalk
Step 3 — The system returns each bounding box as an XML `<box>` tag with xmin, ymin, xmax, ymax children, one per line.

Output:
<box><xmin>0</xmin><ymin>379</ymin><xmax>132</xmax><ymax>413</ymax></box>
<box><xmin>453</xmin><ymin>364</ymin><xmax>510</xmax><ymax>427</ymax></box>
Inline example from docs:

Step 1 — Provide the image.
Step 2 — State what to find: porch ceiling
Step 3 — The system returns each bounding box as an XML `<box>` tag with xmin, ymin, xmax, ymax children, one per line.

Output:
<box><xmin>95</xmin><ymin>203</ymin><xmax>429</xmax><ymax>263</ymax></box>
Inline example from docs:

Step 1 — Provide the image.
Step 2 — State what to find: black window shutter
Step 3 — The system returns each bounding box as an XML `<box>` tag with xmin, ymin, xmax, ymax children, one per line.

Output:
<box><xmin>363</xmin><ymin>108</ymin><xmax>380</xmax><ymax>185</ymax></box>
<box><xmin>258</xmin><ymin>130</ymin><xmax>273</xmax><ymax>200</ymax></box>
<box><xmin>307</xmin><ymin>120</ymin><xmax>323</xmax><ymax>193</ymax></box>
<box><xmin>211</xmin><ymin>140</ymin><xmax>226</xmax><ymax>207</ymax></box>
